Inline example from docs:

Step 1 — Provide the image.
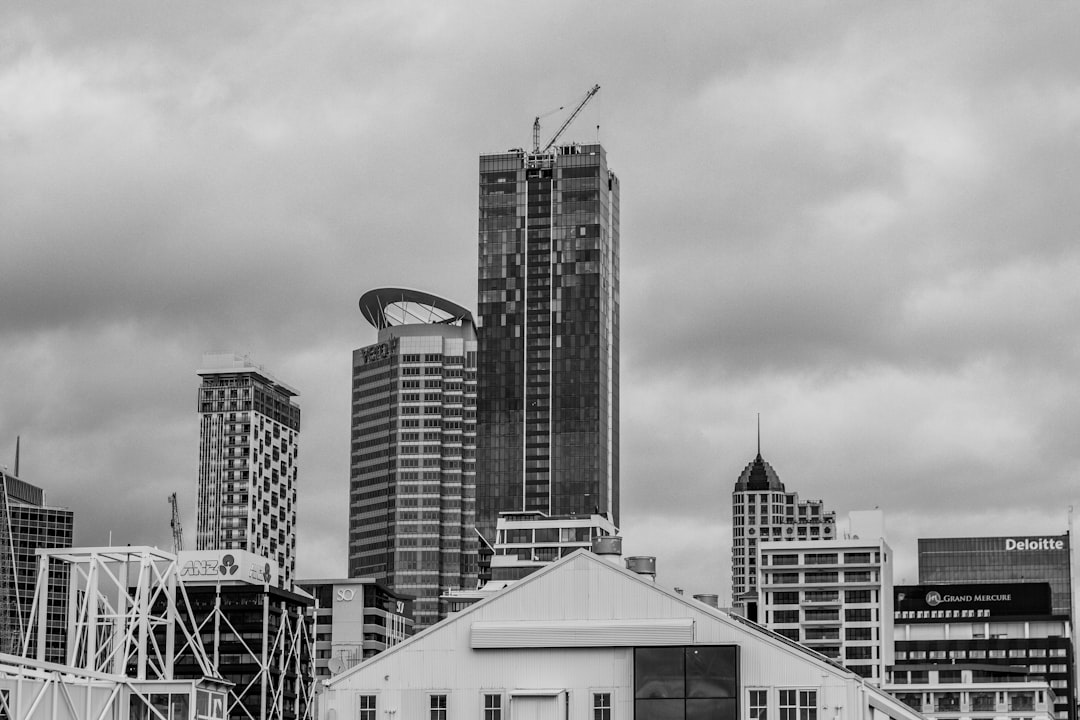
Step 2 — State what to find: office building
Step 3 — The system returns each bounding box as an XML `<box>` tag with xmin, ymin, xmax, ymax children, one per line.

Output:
<box><xmin>487</xmin><ymin>510</ymin><xmax>618</xmax><ymax>581</ymax></box>
<box><xmin>196</xmin><ymin>354</ymin><xmax>300</xmax><ymax>589</ymax></box>
<box><xmin>917</xmin><ymin>535</ymin><xmax>1077</xmax><ymax>720</ymax></box>
<box><xmin>889</xmin><ymin>581</ymin><xmax>1074</xmax><ymax>720</ymax></box>
<box><xmin>348</xmin><ymin>288</ymin><xmax>478</xmax><ymax>630</ymax></box>
<box><xmin>919</xmin><ymin>535</ymin><xmax>1073</xmax><ymax>616</ymax></box>
<box><xmin>173</xmin><ymin>549</ymin><xmax>313</xmax><ymax>720</ymax></box>
<box><xmin>758</xmin><ymin>532</ymin><xmax>893</xmax><ymax>682</ymax></box>
<box><xmin>296</xmin><ymin>577</ymin><xmax>413</xmax><ymax>679</ymax></box>
<box><xmin>320</xmin><ymin>549</ymin><xmax>926</xmax><ymax>720</ymax></box>
<box><xmin>475</xmin><ymin>142</ymin><xmax>621</xmax><ymax>557</ymax></box>
<box><xmin>0</xmin><ymin>470</ymin><xmax>73</xmax><ymax>663</ymax></box>
<box><xmin>731</xmin><ymin>449</ymin><xmax>835</xmax><ymax>617</ymax></box>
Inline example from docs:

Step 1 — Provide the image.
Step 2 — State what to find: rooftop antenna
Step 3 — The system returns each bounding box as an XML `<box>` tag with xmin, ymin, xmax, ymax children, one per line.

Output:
<box><xmin>756</xmin><ymin>414</ymin><xmax>761</xmax><ymax>456</ymax></box>
<box><xmin>13</xmin><ymin>436</ymin><xmax>19</xmax><ymax>477</ymax></box>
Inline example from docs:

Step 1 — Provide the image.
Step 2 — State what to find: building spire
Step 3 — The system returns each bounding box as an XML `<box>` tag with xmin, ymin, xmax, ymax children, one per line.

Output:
<box><xmin>756</xmin><ymin>414</ymin><xmax>761</xmax><ymax>457</ymax></box>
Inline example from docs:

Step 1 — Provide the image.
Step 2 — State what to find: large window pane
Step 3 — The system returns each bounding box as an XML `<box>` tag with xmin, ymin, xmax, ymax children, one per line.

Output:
<box><xmin>685</xmin><ymin>647</ymin><xmax>737</xmax><ymax>698</ymax></box>
<box><xmin>687</xmin><ymin>699</ymin><xmax>737</xmax><ymax>720</ymax></box>
<box><xmin>636</xmin><ymin>647</ymin><xmax>685</xmax><ymax>699</ymax></box>
<box><xmin>636</xmin><ymin>699</ymin><xmax>685</xmax><ymax>720</ymax></box>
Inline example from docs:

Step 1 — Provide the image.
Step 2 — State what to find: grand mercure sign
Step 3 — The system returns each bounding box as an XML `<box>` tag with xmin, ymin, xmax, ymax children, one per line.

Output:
<box><xmin>894</xmin><ymin>582</ymin><xmax>1051</xmax><ymax>621</ymax></box>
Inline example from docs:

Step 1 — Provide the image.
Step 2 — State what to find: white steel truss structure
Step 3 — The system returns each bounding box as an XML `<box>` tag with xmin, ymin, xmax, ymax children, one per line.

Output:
<box><xmin>10</xmin><ymin>546</ymin><xmax>314</xmax><ymax>720</ymax></box>
<box><xmin>22</xmin><ymin>546</ymin><xmax>216</xmax><ymax>680</ymax></box>
<box><xmin>179</xmin><ymin>585</ymin><xmax>315</xmax><ymax>720</ymax></box>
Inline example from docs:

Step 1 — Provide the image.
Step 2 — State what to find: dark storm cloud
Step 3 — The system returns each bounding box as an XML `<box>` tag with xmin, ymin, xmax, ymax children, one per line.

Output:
<box><xmin>2</xmin><ymin>1</ymin><xmax>1079</xmax><ymax>593</ymax></box>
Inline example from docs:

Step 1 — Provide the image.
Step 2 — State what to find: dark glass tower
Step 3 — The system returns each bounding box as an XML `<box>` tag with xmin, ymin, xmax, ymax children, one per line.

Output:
<box><xmin>476</xmin><ymin>143</ymin><xmax>620</xmax><ymax>546</ymax></box>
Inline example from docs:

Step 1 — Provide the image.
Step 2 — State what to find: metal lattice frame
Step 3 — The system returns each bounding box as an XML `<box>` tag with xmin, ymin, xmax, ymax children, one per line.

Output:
<box><xmin>183</xmin><ymin>586</ymin><xmax>315</xmax><ymax>720</ymax></box>
<box><xmin>22</xmin><ymin>546</ymin><xmax>217</xmax><ymax>680</ymax></box>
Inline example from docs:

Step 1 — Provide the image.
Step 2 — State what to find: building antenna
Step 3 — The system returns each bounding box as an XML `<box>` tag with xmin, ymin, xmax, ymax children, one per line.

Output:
<box><xmin>13</xmin><ymin>436</ymin><xmax>19</xmax><ymax>477</ymax></box>
<box><xmin>756</xmin><ymin>414</ymin><xmax>761</xmax><ymax>456</ymax></box>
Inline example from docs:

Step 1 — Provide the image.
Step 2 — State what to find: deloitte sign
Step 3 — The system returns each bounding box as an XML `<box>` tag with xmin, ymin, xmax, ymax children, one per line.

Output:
<box><xmin>1005</xmin><ymin>537</ymin><xmax>1064</xmax><ymax>551</ymax></box>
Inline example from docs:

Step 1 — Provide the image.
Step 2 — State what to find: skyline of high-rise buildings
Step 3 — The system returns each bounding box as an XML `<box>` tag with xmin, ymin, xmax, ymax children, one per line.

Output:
<box><xmin>347</xmin><ymin>288</ymin><xmax>479</xmax><ymax>629</ymax></box>
<box><xmin>475</xmin><ymin>142</ymin><xmax>621</xmax><ymax>552</ymax></box>
<box><xmin>196</xmin><ymin>353</ymin><xmax>300</xmax><ymax>588</ymax></box>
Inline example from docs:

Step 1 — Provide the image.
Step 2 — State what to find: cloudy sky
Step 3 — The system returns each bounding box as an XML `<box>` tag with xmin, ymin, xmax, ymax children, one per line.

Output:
<box><xmin>3</xmin><ymin>2</ymin><xmax>1080</xmax><ymax>601</ymax></box>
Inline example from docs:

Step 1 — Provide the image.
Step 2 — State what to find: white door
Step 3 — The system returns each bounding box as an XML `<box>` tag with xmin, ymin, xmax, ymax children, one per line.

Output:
<box><xmin>511</xmin><ymin>695</ymin><xmax>559</xmax><ymax>720</ymax></box>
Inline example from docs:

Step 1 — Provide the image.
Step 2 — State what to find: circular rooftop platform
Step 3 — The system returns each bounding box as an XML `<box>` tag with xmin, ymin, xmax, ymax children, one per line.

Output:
<box><xmin>359</xmin><ymin>287</ymin><xmax>474</xmax><ymax>330</ymax></box>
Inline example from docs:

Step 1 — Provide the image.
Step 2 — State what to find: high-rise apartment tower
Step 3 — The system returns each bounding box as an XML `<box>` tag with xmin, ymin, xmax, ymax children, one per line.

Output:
<box><xmin>197</xmin><ymin>354</ymin><xmax>299</xmax><ymax>589</ymax></box>
<box><xmin>475</xmin><ymin>142</ymin><xmax>620</xmax><ymax>551</ymax></box>
<box><xmin>348</xmin><ymin>289</ymin><xmax>478</xmax><ymax>630</ymax></box>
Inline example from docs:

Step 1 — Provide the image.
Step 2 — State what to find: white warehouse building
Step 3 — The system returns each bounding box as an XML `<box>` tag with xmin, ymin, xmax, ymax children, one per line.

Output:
<box><xmin>318</xmin><ymin>550</ymin><xmax>927</xmax><ymax>720</ymax></box>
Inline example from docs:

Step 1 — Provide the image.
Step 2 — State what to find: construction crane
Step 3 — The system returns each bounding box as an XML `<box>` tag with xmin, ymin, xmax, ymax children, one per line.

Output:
<box><xmin>535</xmin><ymin>84</ymin><xmax>601</xmax><ymax>153</ymax></box>
<box><xmin>532</xmin><ymin>104</ymin><xmax>565</xmax><ymax>154</ymax></box>
<box><xmin>168</xmin><ymin>492</ymin><xmax>184</xmax><ymax>553</ymax></box>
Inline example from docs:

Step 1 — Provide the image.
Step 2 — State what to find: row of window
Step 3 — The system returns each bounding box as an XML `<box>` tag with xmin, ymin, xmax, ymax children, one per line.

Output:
<box><xmin>896</xmin><ymin>647</ymin><xmax>1068</xmax><ymax>660</ymax></box>
<box><xmin>357</xmin><ymin>692</ymin><xmax>612</xmax><ymax>720</ymax></box>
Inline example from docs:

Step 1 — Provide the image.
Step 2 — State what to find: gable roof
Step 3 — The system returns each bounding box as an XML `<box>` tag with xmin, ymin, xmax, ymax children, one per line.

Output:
<box><xmin>330</xmin><ymin>549</ymin><xmax>859</xmax><ymax>685</ymax></box>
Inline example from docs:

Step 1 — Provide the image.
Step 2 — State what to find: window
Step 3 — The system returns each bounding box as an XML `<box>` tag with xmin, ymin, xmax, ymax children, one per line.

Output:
<box><xmin>845</xmin><ymin>590</ymin><xmax>872</xmax><ymax>603</ymax></box>
<box><xmin>484</xmin><ymin>694</ymin><xmax>502</xmax><ymax>720</ymax></box>
<box><xmin>779</xmin><ymin>690</ymin><xmax>816</xmax><ymax>720</ymax></box>
<box><xmin>431</xmin><ymin>694</ymin><xmax>447</xmax><ymax>720</ymax></box>
<box><xmin>634</xmin><ymin>646</ymin><xmax>737</xmax><ymax>720</ymax></box>
<box><xmin>844</xmin><ymin>608</ymin><xmax>872</xmax><ymax>622</ymax></box>
<box><xmin>593</xmin><ymin>693</ymin><xmax>611</xmax><ymax>720</ymax></box>
<box><xmin>359</xmin><ymin>696</ymin><xmax>377</xmax><ymax>720</ymax></box>
<box><xmin>749</xmin><ymin>690</ymin><xmax>768</xmax><ymax>720</ymax></box>
<box><xmin>772</xmin><ymin>592</ymin><xmax>800</xmax><ymax>605</ymax></box>
<box><xmin>773</xmin><ymin>610</ymin><xmax>799</xmax><ymax>624</ymax></box>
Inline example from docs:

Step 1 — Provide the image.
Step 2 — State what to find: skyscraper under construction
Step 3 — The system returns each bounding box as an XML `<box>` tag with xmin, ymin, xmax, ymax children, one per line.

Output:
<box><xmin>475</xmin><ymin>135</ymin><xmax>620</xmax><ymax>561</ymax></box>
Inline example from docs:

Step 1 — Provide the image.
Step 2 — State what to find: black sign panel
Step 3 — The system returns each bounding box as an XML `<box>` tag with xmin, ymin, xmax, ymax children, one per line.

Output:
<box><xmin>895</xmin><ymin>582</ymin><xmax>1052</xmax><ymax>622</ymax></box>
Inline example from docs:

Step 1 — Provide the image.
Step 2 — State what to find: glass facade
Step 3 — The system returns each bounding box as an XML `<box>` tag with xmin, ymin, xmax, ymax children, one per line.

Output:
<box><xmin>918</xmin><ymin>536</ymin><xmax>1073</xmax><ymax>617</ymax></box>
<box><xmin>476</xmin><ymin>144</ymin><xmax>620</xmax><ymax>546</ymax></box>
<box><xmin>0</xmin><ymin>472</ymin><xmax>73</xmax><ymax>663</ymax></box>
<box><xmin>348</xmin><ymin>320</ymin><xmax>479</xmax><ymax>630</ymax></box>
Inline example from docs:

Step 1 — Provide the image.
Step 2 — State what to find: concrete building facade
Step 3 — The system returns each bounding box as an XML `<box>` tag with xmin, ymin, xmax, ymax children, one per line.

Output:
<box><xmin>196</xmin><ymin>354</ymin><xmax>300</xmax><ymax>589</ymax></box>
<box><xmin>348</xmin><ymin>288</ymin><xmax>479</xmax><ymax>630</ymax></box>
<box><xmin>758</xmin><ymin>535</ymin><xmax>894</xmax><ymax>683</ymax></box>
<box><xmin>731</xmin><ymin>450</ymin><xmax>835</xmax><ymax>618</ymax></box>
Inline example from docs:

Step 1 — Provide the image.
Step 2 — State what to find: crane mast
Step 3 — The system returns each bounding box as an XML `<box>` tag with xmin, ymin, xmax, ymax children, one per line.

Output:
<box><xmin>168</xmin><ymin>492</ymin><xmax>184</xmax><ymax>553</ymax></box>
<box><xmin>540</xmin><ymin>84</ymin><xmax>600</xmax><ymax>152</ymax></box>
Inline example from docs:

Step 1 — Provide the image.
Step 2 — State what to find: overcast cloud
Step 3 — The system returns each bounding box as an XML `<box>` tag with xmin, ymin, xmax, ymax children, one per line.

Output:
<box><xmin>2</xmin><ymin>2</ymin><xmax>1079</xmax><ymax>602</ymax></box>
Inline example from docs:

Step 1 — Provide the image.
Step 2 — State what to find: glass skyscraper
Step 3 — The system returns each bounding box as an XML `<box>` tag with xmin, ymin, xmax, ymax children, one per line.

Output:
<box><xmin>475</xmin><ymin>143</ymin><xmax>620</xmax><ymax>549</ymax></box>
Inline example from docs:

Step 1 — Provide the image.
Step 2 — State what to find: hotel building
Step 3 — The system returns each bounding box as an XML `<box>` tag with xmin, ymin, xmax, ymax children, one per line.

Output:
<box><xmin>475</xmin><ymin>142</ymin><xmax>620</xmax><ymax>561</ymax></box>
<box><xmin>196</xmin><ymin>354</ymin><xmax>300</xmax><ymax>589</ymax></box>
<box><xmin>348</xmin><ymin>288</ymin><xmax>478</xmax><ymax>630</ymax></box>
<box><xmin>888</xmin><ymin>581</ymin><xmax>1073</xmax><ymax>720</ymax></box>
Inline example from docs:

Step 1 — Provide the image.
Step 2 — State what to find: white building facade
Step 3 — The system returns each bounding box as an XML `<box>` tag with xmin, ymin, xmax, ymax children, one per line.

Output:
<box><xmin>758</xmin><ymin>534</ymin><xmax>894</xmax><ymax>683</ymax></box>
<box><xmin>197</xmin><ymin>353</ymin><xmax>300</xmax><ymax>589</ymax></box>
<box><xmin>319</xmin><ymin>550</ymin><xmax>926</xmax><ymax>720</ymax></box>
